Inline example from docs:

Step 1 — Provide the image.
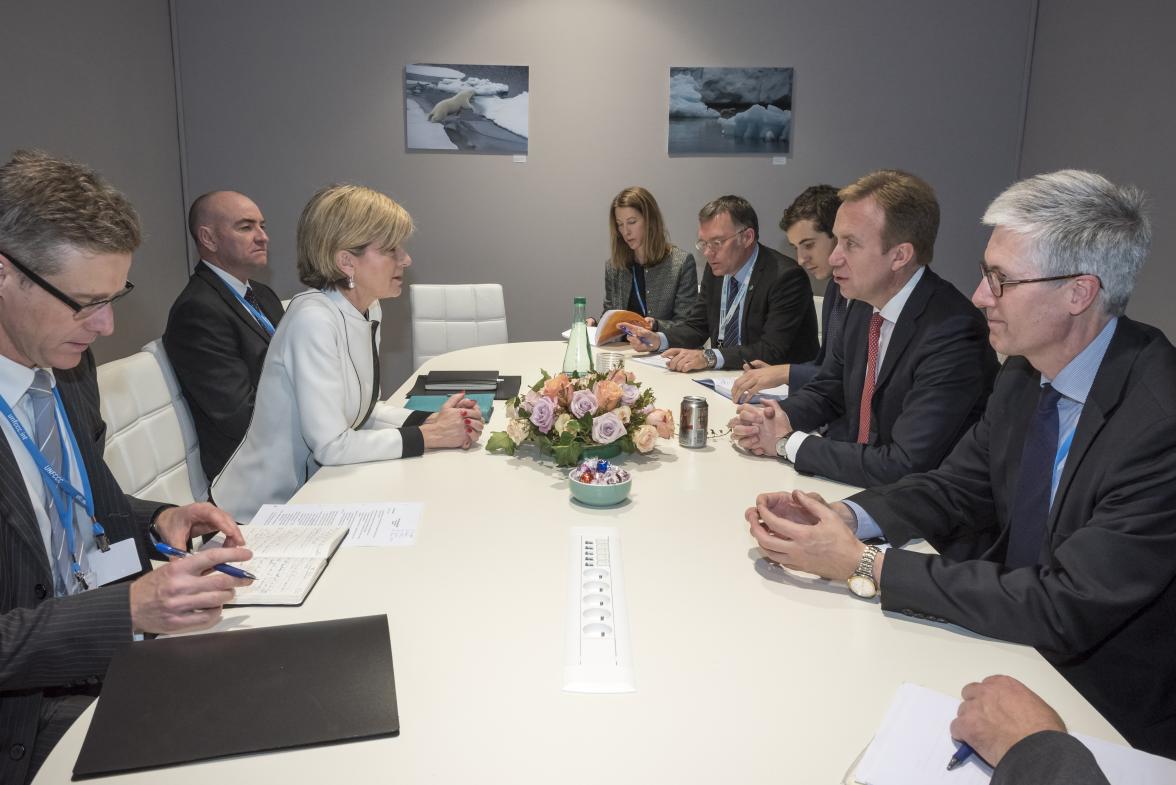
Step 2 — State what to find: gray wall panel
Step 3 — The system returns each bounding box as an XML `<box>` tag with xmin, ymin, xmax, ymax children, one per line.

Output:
<box><xmin>174</xmin><ymin>0</ymin><xmax>1035</xmax><ymax>387</ymax></box>
<box><xmin>0</xmin><ymin>0</ymin><xmax>189</xmax><ymax>363</ymax></box>
<box><xmin>1019</xmin><ymin>0</ymin><xmax>1176</xmax><ymax>337</ymax></box>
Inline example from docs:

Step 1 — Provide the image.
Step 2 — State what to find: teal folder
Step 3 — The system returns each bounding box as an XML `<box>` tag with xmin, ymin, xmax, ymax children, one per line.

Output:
<box><xmin>405</xmin><ymin>392</ymin><xmax>494</xmax><ymax>419</ymax></box>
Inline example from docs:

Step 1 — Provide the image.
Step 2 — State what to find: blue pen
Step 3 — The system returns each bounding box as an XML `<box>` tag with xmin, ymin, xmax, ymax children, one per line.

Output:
<box><xmin>946</xmin><ymin>741</ymin><xmax>975</xmax><ymax>770</ymax></box>
<box><xmin>154</xmin><ymin>540</ymin><xmax>258</xmax><ymax>581</ymax></box>
<box><xmin>619</xmin><ymin>324</ymin><xmax>655</xmax><ymax>349</ymax></box>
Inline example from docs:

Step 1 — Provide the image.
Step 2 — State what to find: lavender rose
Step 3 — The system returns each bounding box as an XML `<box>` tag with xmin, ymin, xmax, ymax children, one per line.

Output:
<box><xmin>620</xmin><ymin>383</ymin><xmax>640</xmax><ymax>405</ymax></box>
<box><xmin>529</xmin><ymin>396</ymin><xmax>557</xmax><ymax>433</ymax></box>
<box><xmin>570</xmin><ymin>389</ymin><xmax>598</xmax><ymax>418</ymax></box>
<box><xmin>591</xmin><ymin>411</ymin><xmax>625</xmax><ymax>444</ymax></box>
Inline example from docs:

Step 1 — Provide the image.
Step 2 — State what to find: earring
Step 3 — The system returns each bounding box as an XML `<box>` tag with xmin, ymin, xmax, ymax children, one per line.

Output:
<box><xmin>347</xmin><ymin>276</ymin><xmax>355</xmax><ymax>289</ymax></box>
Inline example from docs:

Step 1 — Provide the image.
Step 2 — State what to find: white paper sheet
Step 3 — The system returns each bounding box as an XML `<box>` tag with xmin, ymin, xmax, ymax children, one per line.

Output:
<box><xmin>695</xmin><ymin>376</ymin><xmax>788</xmax><ymax>403</ymax></box>
<box><xmin>628</xmin><ymin>353</ymin><xmax>670</xmax><ymax>369</ymax></box>
<box><xmin>854</xmin><ymin>683</ymin><xmax>1176</xmax><ymax>785</ymax></box>
<box><xmin>250</xmin><ymin>502</ymin><xmax>424</xmax><ymax>547</ymax></box>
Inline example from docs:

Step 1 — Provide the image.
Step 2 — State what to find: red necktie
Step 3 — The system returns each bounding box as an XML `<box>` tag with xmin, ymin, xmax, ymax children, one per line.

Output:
<box><xmin>857</xmin><ymin>313</ymin><xmax>884</xmax><ymax>444</ymax></box>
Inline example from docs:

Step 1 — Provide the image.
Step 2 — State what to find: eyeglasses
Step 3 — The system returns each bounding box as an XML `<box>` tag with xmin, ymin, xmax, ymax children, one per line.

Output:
<box><xmin>695</xmin><ymin>227</ymin><xmax>748</xmax><ymax>253</ymax></box>
<box><xmin>979</xmin><ymin>261</ymin><xmax>1098</xmax><ymax>298</ymax></box>
<box><xmin>0</xmin><ymin>248</ymin><xmax>135</xmax><ymax>318</ymax></box>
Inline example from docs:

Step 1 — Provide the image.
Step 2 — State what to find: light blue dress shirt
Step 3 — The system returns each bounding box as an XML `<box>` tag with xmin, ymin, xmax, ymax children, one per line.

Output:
<box><xmin>848</xmin><ymin>317</ymin><xmax>1119</xmax><ymax>541</ymax></box>
<box><xmin>656</xmin><ymin>244</ymin><xmax>760</xmax><ymax>366</ymax></box>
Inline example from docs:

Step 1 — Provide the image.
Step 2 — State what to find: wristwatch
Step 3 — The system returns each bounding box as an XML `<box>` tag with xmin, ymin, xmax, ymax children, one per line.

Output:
<box><xmin>775</xmin><ymin>436</ymin><xmax>790</xmax><ymax>459</ymax></box>
<box><xmin>702</xmin><ymin>348</ymin><xmax>717</xmax><ymax>369</ymax></box>
<box><xmin>848</xmin><ymin>544</ymin><xmax>882</xmax><ymax>598</ymax></box>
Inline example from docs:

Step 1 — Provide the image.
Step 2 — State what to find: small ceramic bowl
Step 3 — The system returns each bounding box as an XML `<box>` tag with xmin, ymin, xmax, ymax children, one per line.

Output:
<box><xmin>568</xmin><ymin>467</ymin><xmax>632</xmax><ymax>506</ymax></box>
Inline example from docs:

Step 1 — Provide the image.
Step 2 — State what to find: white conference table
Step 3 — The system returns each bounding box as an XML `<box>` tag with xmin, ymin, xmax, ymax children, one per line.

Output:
<box><xmin>38</xmin><ymin>341</ymin><xmax>1122</xmax><ymax>783</ymax></box>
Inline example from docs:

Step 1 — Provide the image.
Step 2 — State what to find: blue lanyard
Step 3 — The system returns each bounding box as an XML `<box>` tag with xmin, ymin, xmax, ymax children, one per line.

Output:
<box><xmin>228</xmin><ymin>286</ymin><xmax>275</xmax><ymax>335</ymax></box>
<box><xmin>630</xmin><ymin>268</ymin><xmax>648</xmax><ymax>317</ymax></box>
<box><xmin>0</xmin><ymin>385</ymin><xmax>103</xmax><ymax>584</ymax></box>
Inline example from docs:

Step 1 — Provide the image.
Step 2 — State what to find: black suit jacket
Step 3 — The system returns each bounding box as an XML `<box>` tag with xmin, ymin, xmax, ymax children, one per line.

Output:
<box><xmin>662</xmin><ymin>243</ymin><xmax>818</xmax><ymax>370</ymax></box>
<box><xmin>0</xmin><ymin>352</ymin><xmax>157</xmax><ymax>784</ymax></box>
<box><xmin>992</xmin><ymin>732</ymin><xmax>1109</xmax><ymax>785</ymax></box>
<box><xmin>853</xmin><ymin>317</ymin><xmax>1176</xmax><ymax>758</ymax></box>
<box><xmin>163</xmin><ymin>263</ymin><xmax>284</xmax><ymax>479</ymax></box>
<box><xmin>782</xmin><ymin>268</ymin><xmax>997</xmax><ymax>486</ymax></box>
<box><xmin>788</xmin><ymin>277</ymin><xmax>845</xmax><ymax>391</ymax></box>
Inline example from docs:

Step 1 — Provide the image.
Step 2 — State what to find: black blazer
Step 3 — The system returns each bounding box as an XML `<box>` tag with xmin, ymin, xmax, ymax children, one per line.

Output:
<box><xmin>0</xmin><ymin>352</ymin><xmax>157</xmax><ymax>785</ymax></box>
<box><xmin>853</xmin><ymin>317</ymin><xmax>1176</xmax><ymax>758</ymax></box>
<box><xmin>788</xmin><ymin>277</ymin><xmax>846</xmax><ymax>391</ymax></box>
<box><xmin>783</xmin><ymin>268</ymin><xmax>997</xmax><ymax>486</ymax></box>
<box><xmin>163</xmin><ymin>263</ymin><xmax>284</xmax><ymax>480</ymax></box>
<box><xmin>992</xmin><ymin>732</ymin><xmax>1109</xmax><ymax>785</ymax></box>
<box><xmin>662</xmin><ymin>243</ymin><xmax>818</xmax><ymax>370</ymax></box>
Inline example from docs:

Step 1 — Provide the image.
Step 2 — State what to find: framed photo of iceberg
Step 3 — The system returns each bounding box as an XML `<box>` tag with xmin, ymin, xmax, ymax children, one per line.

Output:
<box><xmin>668</xmin><ymin>67</ymin><xmax>793</xmax><ymax>156</ymax></box>
<box><xmin>405</xmin><ymin>63</ymin><xmax>529</xmax><ymax>153</ymax></box>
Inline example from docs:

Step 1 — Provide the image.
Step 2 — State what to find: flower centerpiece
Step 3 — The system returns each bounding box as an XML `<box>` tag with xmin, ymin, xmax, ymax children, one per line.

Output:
<box><xmin>486</xmin><ymin>368</ymin><xmax>675</xmax><ymax>466</ymax></box>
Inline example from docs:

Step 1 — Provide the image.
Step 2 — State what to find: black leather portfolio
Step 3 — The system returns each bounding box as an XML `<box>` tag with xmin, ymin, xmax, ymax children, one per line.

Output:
<box><xmin>407</xmin><ymin>372</ymin><xmax>522</xmax><ymax>399</ymax></box>
<box><xmin>73</xmin><ymin>615</ymin><xmax>399</xmax><ymax>779</ymax></box>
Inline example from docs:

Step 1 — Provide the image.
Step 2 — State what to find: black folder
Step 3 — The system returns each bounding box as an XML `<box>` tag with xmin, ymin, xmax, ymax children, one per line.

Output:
<box><xmin>406</xmin><ymin>372</ymin><xmax>522</xmax><ymax>399</ymax></box>
<box><xmin>73</xmin><ymin>615</ymin><xmax>399</xmax><ymax>779</ymax></box>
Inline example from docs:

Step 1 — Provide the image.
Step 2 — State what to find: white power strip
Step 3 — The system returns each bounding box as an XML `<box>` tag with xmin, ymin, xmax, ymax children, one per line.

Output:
<box><xmin>563</xmin><ymin>527</ymin><xmax>635</xmax><ymax>693</ymax></box>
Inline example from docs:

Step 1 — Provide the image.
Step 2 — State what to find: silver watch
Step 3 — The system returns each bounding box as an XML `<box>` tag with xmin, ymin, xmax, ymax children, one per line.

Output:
<box><xmin>848</xmin><ymin>545</ymin><xmax>882</xmax><ymax>598</ymax></box>
<box><xmin>702</xmin><ymin>348</ymin><xmax>717</xmax><ymax>369</ymax></box>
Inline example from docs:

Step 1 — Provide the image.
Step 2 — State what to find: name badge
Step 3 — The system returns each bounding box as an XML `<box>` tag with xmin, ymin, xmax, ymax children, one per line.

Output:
<box><xmin>87</xmin><ymin>538</ymin><xmax>142</xmax><ymax>587</ymax></box>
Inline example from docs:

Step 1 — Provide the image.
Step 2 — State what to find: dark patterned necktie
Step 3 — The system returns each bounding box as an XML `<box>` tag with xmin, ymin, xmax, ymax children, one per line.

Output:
<box><xmin>722</xmin><ymin>277</ymin><xmax>742</xmax><ymax>346</ymax></box>
<box><xmin>1005</xmin><ymin>384</ymin><xmax>1063</xmax><ymax>568</ymax></box>
<box><xmin>243</xmin><ymin>285</ymin><xmax>261</xmax><ymax>309</ymax></box>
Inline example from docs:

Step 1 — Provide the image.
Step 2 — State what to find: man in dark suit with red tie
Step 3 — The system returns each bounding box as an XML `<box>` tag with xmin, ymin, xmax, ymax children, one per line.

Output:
<box><xmin>732</xmin><ymin>170</ymin><xmax>998</xmax><ymax>487</ymax></box>
<box><xmin>744</xmin><ymin>170</ymin><xmax>1176</xmax><ymax>759</ymax></box>
<box><xmin>164</xmin><ymin>191</ymin><xmax>285</xmax><ymax>480</ymax></box>
<box><xmin>0</xmin><ymin>150</ymin><xmax>252</xmax><ymax>784</ymax></box>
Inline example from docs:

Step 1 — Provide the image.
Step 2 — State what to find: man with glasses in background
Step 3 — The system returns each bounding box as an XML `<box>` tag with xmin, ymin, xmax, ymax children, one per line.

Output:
<box><xmin>622</xmin><ymin>194</ymin><xmax>818</xmax><ymax>371</ymax></box>
<box><xmin>0</xmin><ymin>150</ymin><xmax>252</xmax><ymax>784</ymax></box>
<box><xmin>741</xmin><ymin>170</ymin><xmax>1176</xmax><ymax>759</ymax></box>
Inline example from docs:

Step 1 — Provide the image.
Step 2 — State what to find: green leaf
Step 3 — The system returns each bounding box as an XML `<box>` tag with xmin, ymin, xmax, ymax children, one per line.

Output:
<box><xmin>485</xmin><ymin>431</ymin><xmax>517</xmax><ymax>455</ymax></box>
<box><xmin>552</xmin><ymin>442</ymin><xmax>583</xmax><ymax>467</ymax></box>
<box><xmin>618</xmin><ymin>435</ymin><xmax>635</xmax><ymax>453</ymax></box>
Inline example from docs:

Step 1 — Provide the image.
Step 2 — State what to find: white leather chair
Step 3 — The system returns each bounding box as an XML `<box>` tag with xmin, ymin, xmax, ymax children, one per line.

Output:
<box><xmin>97</xmin><ymin>342</ymin><xmax>208</xmax><ymax>506</ymax></box>
<box><xmin>410</xmin><ymin>283</ymin><xmax>508</xmax><ymax>370</ymax></box>
<box><xmin>813</xmin><ymin>294</ymin><xmax>824</xmax><ymax>342</ymax></box>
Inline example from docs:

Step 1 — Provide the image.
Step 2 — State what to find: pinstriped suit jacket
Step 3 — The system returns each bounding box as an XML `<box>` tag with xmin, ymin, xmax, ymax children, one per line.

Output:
<box><xmin>0</xmin><ymin>350</ymin><xmax>157</xmax><ymax>783</ymax></box>
<box><xmin>602</xmin><ymin>247</ymin><xmax>699</xmax><ymax>333</ymax></box>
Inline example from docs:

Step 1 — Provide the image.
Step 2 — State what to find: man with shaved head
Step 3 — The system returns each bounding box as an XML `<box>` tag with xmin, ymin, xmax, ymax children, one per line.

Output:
<box><xmin>164</xmin><ymin>191</ymin><xmax>284</xmax><ymax>480</ymax></box>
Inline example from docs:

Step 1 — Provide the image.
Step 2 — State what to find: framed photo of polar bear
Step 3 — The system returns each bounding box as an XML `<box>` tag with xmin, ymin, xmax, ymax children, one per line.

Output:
<box><xmin>405</xmin><ymin>63</ymin><xmax>529</xmax><ymax>153</ymax></box>
<box><xmin>668</xmin><ymin>67</ymin><xmax>793</xmax><ymax>155</ymax></box>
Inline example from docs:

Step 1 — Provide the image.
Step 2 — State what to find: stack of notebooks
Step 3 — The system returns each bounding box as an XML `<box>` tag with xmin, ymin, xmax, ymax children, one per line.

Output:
<box><xmin>405</xmin><ymin>369</ymin><xmax>522</xmax><ymax>401</ymax></box>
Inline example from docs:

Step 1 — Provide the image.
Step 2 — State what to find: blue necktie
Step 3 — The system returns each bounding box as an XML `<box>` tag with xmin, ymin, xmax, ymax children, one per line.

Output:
<box><xmin>723</xmin><ymin>277</ymin><xmax>741</xmax><ymax>346</ymax></box>
<box><xmin>28</xmin><ymin>370</ymin><xmax>83</xmax><ymax>595</ymax></box>
<box><xmin>1005</xmin><ymin>384</ymin><xmax>1063</xmax><ymax>568</ymax></box>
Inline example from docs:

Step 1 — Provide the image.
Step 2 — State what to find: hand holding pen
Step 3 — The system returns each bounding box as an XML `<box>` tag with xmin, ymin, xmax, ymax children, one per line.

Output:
<box><xmin>619</xmin><ymin>322</ymin><xmax>658</xmax><ymax>352</ymax></box>
<box><xmin>948</xmin><ymin>675</ymin><xmax>1067</xmax><ymax>769</ymax></box>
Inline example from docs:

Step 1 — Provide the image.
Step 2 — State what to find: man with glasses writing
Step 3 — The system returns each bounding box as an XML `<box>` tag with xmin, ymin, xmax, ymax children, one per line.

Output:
<box><xmin>0</xmin><ymin>150</ymin><xmax>253</xmax><ymax>784</ymax></box>
<box><xmin>622</xmin><ymin>195</ymin><xmax>818</xmax><ymax>371</ymax></box>
<box><xmin>742</xmin><ymin>170</ymin><xmax>1176</xmax><ymax>759</ymax></box>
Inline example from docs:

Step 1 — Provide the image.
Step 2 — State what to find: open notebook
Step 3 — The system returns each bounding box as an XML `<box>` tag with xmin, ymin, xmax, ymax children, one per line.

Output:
<box><xmin>200</xmin><ymin>524</ymin><xmax>348</xmax><ymax>606</ymax></box>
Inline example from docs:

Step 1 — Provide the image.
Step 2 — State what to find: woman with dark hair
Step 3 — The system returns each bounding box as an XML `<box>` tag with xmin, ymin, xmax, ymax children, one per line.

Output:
<box><xmin>593</xmin><ymin>186</ymin><xmax>698</xmax><ymax>333</ymax></box>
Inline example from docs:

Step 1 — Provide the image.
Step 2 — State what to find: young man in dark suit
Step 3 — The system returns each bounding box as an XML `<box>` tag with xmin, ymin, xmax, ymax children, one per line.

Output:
<box><xmin>0</xmin><ymin>151</ymin><xmax>252</xmax><ymax>784</ymax></box>
<box><xmin>732</xmin><ymin>170</ymin><xmax>998</xmax><ymax>487</ymax></box>
<box><xmin>163</xmin><ymin>190</ymin><xmax>285</xmax><ymax>480</ymax></box>
<box><xmin>623</xmin><ymin>195</ymin><xmax>818</xmax><ymax>371</ymax></box>
<box><xmin>745</xmin><ymin>170</ymin><xmax>1176</xmax><ymax>759</ymax></box>
<box><xmin>730</xmin><ymin>184</ymin><xmax>847</xmax><ymax>401</ymax></box>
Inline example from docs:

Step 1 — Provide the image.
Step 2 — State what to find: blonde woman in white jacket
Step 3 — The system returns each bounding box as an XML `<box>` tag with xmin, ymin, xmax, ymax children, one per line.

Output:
<box><xmin>212</xmin><ymin>184</ymin><xmax>482</xmax><ymax>522</ymax></box>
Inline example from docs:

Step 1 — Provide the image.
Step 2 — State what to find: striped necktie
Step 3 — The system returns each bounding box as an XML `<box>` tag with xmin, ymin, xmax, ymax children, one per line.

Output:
<box><xmin>27</xmin><ymin>370</ymin><xmax>82</xmax><ymax>595</ymax></box>
<box><xmin>722</xmin><ymin>276</ymin><xmax>742</xmax><ymax>346</ymax></box>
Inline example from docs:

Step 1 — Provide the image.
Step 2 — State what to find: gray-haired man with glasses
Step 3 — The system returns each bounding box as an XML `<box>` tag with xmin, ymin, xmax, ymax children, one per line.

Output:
<box><xmin>741</xmin><ymin>170</ymin><xmax>1176</xmax><ymax>760</ymax></box>
<box><xmin>621</xmin><ymin>194</ymin><xmax>818</xmax><ymax>372</ymax></box>
<box><xmin>0</xmin><ymin>150</ymin><xmax>253</xmax><ymax>784</ymax></box>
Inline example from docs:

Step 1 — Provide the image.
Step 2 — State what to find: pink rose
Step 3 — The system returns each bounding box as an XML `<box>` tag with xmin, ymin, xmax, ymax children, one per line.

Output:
<box><xmin>607</xmin><ymin>368</ymin><xmax>628</xmax><ymax>385</ymax></box>
<box><xmin>520</xmin><ymin>389</ymin><xmax>540</xmax><ymax>413</ymax></box>
<box><xmin>542</xmin><ymin>374</ymin><xmax>574</xmax><ymax>407</ymax></box>
<box><xmin>633</xmin><ymin>424</ymin><xmax>658</xmax><ymax>453</ymax></box>
<box><xmin>591</xmin><ymin>411</ymin><xmax>625</xmax><ymax>444</ymax></box>
<box><xmin>647</xmin><ymin>408</ymin><xmax>675</xmax><ymax>439</ymax></box>
<box><xmin>506</xmin><ymin>418</ymin><xmax>530</xmax><ymax>445</ymax></box>
<box><xmin>592</xmin><ymin>380</ymin><xmax>623</xmax><ymax>412</ymax></box>
<box><xmin>570</xmin><ymin>389</ymin><xmax>598</xmax><ymax>418</ymax></box>
<box><xmin>615</xmin><ymin>405</ymin><xmax>632</xmax><ymax>424</ymax></box>
<box><xmin>529</xmin><ymin>396</ymin><xmax>557</xmax><ymax>434</ymax></box>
